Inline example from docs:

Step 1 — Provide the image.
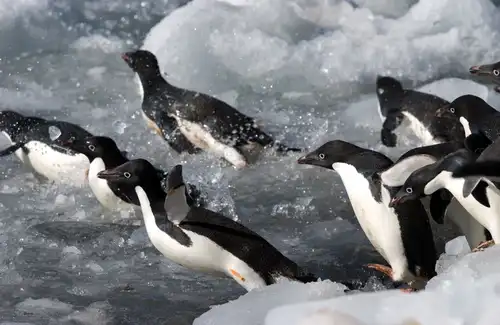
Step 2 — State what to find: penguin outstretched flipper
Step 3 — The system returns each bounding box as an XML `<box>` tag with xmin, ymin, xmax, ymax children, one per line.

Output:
<box><xmin>0</xmin><ymin>143</ymin><xmax>25</xmax><ymax>157</ymax></box>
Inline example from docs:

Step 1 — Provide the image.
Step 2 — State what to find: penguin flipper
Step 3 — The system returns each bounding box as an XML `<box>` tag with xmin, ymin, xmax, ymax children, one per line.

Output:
<box><xmin>157</xmin><ymin>114</ymin><xmax>201</xmax><ymax>154</ymax></box>
<box><xmin>381</xmin><ymin>110</ymin><xmax>404</xmax><ymax>147</ymax></box>
<box><xmin>453</xmin><ymin>161</ymin><xmax>500</xmax><ymax>197</ymax></box>
<box><xmin>464</xmin><ymin>129</ymin><xmax>492</xmax><ymax>154</ymax></box>
<box><xmin>429</xmin><ymin>189</ymin><xmax>452</xmax><ymax>224</ymax></box>
<box><xmin>0</xmin><ymin>142</ymin><xmax>25</xmax><ymax>157</ymax></box>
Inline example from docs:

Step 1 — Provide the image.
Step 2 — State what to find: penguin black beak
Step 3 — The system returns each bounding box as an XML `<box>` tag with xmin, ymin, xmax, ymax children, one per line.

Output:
<box><xmin>435</xmin><ymin>104</ymin><xmax>449</xmax><ymax>118</ymax></box>
<box><xmin>97</xmin><ymin>170</ymin><xmax>123</xmax><ymax>181</ymax></box>
<box><xmin>121</xmin><ymin>53</ymin><xmax>133</xmax><ymax>65</ymax></box>
<box><xmin>469</xmin><ymin>65</ymin><xmax>492</xmax><ymax>76</ymax></box>
<box><xmin>297</xmin><ymin>155</ymin><xmax>312</xmax><ymax>164</ymax></box>
<box><xmin>389</xmin><ymin>195</ymin><xmax>407</xmax><ymax>208</ymax></box>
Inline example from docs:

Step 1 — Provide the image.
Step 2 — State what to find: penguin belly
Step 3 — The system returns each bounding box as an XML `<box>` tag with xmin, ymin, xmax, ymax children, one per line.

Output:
<box><xmin>21</xmin><ymin>140</ymin><xmax>89</xmax><ymax>185</ymax></box>
<box><xmin>333</xmin><ymin>163</ymin><xmax>410</xmax><ymax>281</ymax></box>
<box><xmin>401</xmin><ymin>112</ymin><xmax>441</xmax><ymax>146</ymax></box>
<box><xmin>88</xmin><ymin>158</ymin><xmax>135</xmax><ymax>211</ymax></box>
<box><xmin>173</xmin><ymin>116</ymin><xmax>248</xmax><ymax>168</ymax></box>
<box><xmin>149</xmin><ymin>226</ymin><xmax>266</xmax><ymax>291</ymax></box>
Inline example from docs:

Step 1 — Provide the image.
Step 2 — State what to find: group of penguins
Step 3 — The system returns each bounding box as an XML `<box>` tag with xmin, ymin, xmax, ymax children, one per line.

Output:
<box><xmin>2</xmin><ymin>49</ymin><xmax>500</xmax><ymax>295</ymax></box>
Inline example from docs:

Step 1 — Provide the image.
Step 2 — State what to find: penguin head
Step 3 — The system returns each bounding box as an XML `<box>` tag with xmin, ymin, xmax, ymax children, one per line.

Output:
<box><xmin>0</xmin><ymin>110</ymin><xmax>25</xmax><ymax>134</ymax></box>
<box><xmin>470</xmin><ymin>61</ymin><xmax>500</xmax><ymax>82</ymax></box>
<box><xmin>65</xmin><ymin>136</ymin><xmax>121</xmax><ymax>162</ymax></box>
<box><xmin>436</xmin><ymin>95</ymin><xmax>492</xmax><ymax>122</ymax></box>
<box><xmin>121</xmin><ymin>50</ymin><xmax>160</xmax><ymax>75</ymax></box>
<box><xmin>97</xmin><ymin>159</ymin><xmax>160</xmax><ymax>188</ymax></box>
<box><xmin>297</xmin><ymin>140</ymin><xmax>364</xmax><ymax>169</ymax></box>
<box><xmin>389</xmin><ymin>169</ymin><xmax>430</xmax><ymax>207</ymax></box>
<box><xmin>375</xmin><ymin>76</ymin><xmax>404</xmax><ymax>98</ymax></box>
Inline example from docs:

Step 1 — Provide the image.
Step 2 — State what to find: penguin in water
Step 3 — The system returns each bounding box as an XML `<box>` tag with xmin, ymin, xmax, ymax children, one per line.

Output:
<box><xmin>97</xmin><ymin>162</ymin><xmax>318</xmax><ymax>291</ymax></box>
<box><xmin>297</xmin><ymin>140</ymin><xmax>437</xmax><ymax>290</ymax></box>
<box><xmin>66</xmin><ymin>137</ymin><xmax>204</xmax><ymax>213</ymax></box>
<box><xmin>375</xmin><ymin>76</ymin><xmax>464</xmax><ymax>147</ymax></box>
<box><xmin>390</xmin><ymin>147</ymin><xmax>500</xmax><ymax>252</ymax></box>
<box><xmin>435</xmin><ymin>95</ymin><xmax>500</xmax><ymax>140</ymax></box>
<box><xmin>385</xmin><ymin>131</ymin><xmax>493</xmax><ymax>250</ymax></box>
<box><xmin>0</xmin><ymin>111</ymin><xmax>92</xmax><ymax>185</ymax></box>
<box><xmin>469</xmin><ymin>61</ymin><xmax>500</xmax><ymax>93</ymax></box>
<box><xmin>121</xmin><ymin>50</ymin><xmax>301</xmax><ymax>169</ymax></box>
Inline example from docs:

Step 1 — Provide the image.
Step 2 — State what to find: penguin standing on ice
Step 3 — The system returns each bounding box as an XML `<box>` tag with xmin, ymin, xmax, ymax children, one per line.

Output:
<box><xmin>469</xmin><ymin>61</ymin><xmax>500</xmax><ymax>93</ymax></box>
<box><xmin>97</xmin><ymin>162</ymin><xmax>317</xmax><ymax>291</ymax></box>
<box><xmin>121</xmin><ymin>50</ymin><xmax>301</xmax><ymax>169</ymax></box>
<box><xmin>297</xmin><ymin>140</ymin><xmax>437</xmax><ymax>290</ymax></box>
<box><xmin>436</xmin><ymin>95</ymin><xmax>500</xmax><ymax>140</ymax></box>
<box><xmin>0</xmin><ymin>111</ymin><xmax>92</xmax><ymax>185</ymax></box>
<box><xmin>375</xmin><ymin>76</ymin><xmax>464</xmax><ymax>147</ymax></box>
<box><xmin>66</xmin><ymin>137</ymin><xmax>204</xmax><ymax>213</ymax></box>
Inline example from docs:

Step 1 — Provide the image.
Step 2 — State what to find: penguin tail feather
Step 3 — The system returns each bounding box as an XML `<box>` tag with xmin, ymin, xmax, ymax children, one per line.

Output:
<box><xmin>0</xmin><ymin>143</ymin><xmax>25</xmax><ymax>157</ymax></box>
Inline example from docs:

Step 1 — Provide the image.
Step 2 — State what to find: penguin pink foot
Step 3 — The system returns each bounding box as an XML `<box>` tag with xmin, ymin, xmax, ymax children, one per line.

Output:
<box><xmin>365</xmin><ymin>263</ymin><xmax>415</xmax><ymax>293</ymax></box>
<box><xmin>472</xmin><ymin>240</ymin><xmax>495</xmax><ymax>252</ymax></box>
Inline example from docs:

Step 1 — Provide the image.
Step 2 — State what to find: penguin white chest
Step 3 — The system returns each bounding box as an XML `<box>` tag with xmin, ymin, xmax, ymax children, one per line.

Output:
<box><xmin>332</xmin><ymin>163</ymin><xmax>407</xmax><ymax>279</ymax></box>
<box><xmin>172</xmin><ymin>116</ymin><xmax>247</xmax><ymax>169</ymax></box>
<box><xmin>1</xmin><ymin>132</ymin><xmax>89</xmax><ymax>186</ymax></box>
<box><xmin>401</xmin><ymin>112</ymin><xmax>441</xmax><ymax>146</ymax></box>
<box><xmin>88</xmin><ymin>158</ymin><xmax>134</xmax><ymax>211</ymax></box>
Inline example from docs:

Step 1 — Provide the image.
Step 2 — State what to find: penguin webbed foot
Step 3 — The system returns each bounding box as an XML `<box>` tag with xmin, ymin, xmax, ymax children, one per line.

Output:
<box><xmin>381</xmin><ymin>129</ymin><xmax>397</xmax><ymax>147</ymax></box>
<box><xmin>472</xmin><ymin>239</ymin><xmax>495</xmax><ymax>252</ymax></box>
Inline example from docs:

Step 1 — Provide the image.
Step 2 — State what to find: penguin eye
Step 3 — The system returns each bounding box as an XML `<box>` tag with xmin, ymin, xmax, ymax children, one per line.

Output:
<box><xmin>124</xmin><ymin>172</ymin><xmax>131</xmax><ymax>179</ymax></box>
<box><xmin>494</xmin><ymin>70</ymin><xmax>500</xmax><ymax>77</ymax></box>
<box><xmin>449</xmin><ymin>107</ymin><xmax>455</xmax><ymax>114</ymax></box>
<box><xmin>405</xmin><ymin>187</ymin><xmax>413</xmax><ymax>194</ymax></box>
<box><xmin>88</xmin><ymin>145</ymin><xmax>96</xmax><ymax>151</ymax></box>
<box><xmin>318</xmin><ymin>153</ymin><xmax>325</xmax><ymax>160</ymax></box>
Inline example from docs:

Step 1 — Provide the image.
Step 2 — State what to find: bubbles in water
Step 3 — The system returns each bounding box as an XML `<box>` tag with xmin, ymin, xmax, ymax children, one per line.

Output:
<box><xmin>112</xmin><ymin>120</ymin><xmax>127</xmax><ymax>135</ymax></box>
<box><xmin>48</xmin><ymin>126</ymin><xmax>62</xmax><ymax>141</ymax></box>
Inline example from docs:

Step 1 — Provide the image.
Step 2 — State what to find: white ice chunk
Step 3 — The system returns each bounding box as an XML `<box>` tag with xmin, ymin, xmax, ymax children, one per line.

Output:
<box><xmin>193</xmin><ymin>280</ymin><xmax>347</xmax><ymax>325</ymax></box>
<box><xmin>112</xmin><ymin>120</ymin><xmax>127</xmax><ymax>135</ymax></box>
<box><xmin>48</xmin><ymin>126</ymin><xmax>61</xmax><ymax>141</ymax></box>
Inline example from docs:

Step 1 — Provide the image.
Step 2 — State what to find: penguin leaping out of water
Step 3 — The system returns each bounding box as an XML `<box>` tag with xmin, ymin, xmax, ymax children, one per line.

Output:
<box><xmin>98</xmin><ymin>162</ymin><xmax>317</xmax><ymax>291</ymax></box>
<box><xmin>0</xmin><ymin>111</ymin><xmax>92</xmax><ymax>186</ymax></box>
<box><xmin>297</xmin><ymin>140</ymin><xmax>437</xmax><ymax>291</ymax></box>
<box><xmin>435</xmin><ymin>95</ymin><xmax>500</xmax><ymax>140</ymax></box>
<box><xmin>469</xmin><ymin>61</ymin><xmax>500</xmax><ymax>93</ymax></box>
<box><xmin>391</xmin><ymin>146</ymin><xmax>500</xmax><ymax>252</ymax></box>
<box><xmin>375</xmin><ymin>76</ymin><xmax>464</xmax><ymax>147</ymax></box>
<box><xmin>121</xmin><ymin>49</ymin><xmax>302</xmax><ymax>169</ymax></box>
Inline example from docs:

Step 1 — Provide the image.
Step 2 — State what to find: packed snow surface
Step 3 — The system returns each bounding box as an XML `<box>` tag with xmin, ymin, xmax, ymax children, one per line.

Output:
<box><xmin>1</xmin><ymin>0</ymin><xmax>500</xmax><ymax>324</ymax></box>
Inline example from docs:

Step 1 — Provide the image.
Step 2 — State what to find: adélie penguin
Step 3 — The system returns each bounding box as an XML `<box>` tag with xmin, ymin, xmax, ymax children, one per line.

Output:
<box><xmin>436</xmin><ymin>95</ymin><xmax>500</xmax><ymax>140</ymax></box>
<box><xmin>469</xmin><ymin>61</ymin><xmax>500</xmax><ymax>93</ymax></box>
<box><xmin>84</xmin><ymin>150</ymin><xmax>204</xmax><ymax>214</ymax></box>
<box><xmin>0</xmin><ymin>111</ymin><xmax>92</xmax><ymax>185</ymax></box>
<box><xmin>390</xmin><ymin>148</ymin><xmax>499</xmax><ymax>252</ymax></box>
<box><xmin>121</xmin><ymin>49</ymin><xmax>301</xmax><ymax>169</ymax></box>
<box><xmin>375</xmin><ymin>76</ymin><xmax>464</xmax><ymax>147</ymax></box>
<box><xmin>99</xmin><ymin>162</ymin><xmax>318</xmax><ymax>291</ymax></box>
<box><xmin>297</xmin><ymin>140</ymin><xmax>437</xmax><ymax>290</ymax></box>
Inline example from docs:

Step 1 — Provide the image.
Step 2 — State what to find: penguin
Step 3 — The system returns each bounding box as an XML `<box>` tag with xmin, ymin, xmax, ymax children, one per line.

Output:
<box><xmin>375</xmin><ymin>76</ymin><xmax>465</xmax><ymax>147</ymax></box>
<box><xmin>469</xmin><ymin>61</ymin><xmax>500</xmax><ymax>93</ymax></box>
<box><xmin>435</xmin><ymin>95</ymin><xmax>500</xmax><ymax>140</ymax></box>
<box><xmin>121</xmin><ymin>49</ymin><xmax>301</xmax><ymax>169</ymax></box>
<box><xmin>66</xmin><ymin>137</ymin><xmax>204</xmax><ymax>213</ymax></box>
<box><xmin>297</xmin><ymin>140</ymin><xmax>437</xmax><ymax>290</ymax></box>
<box><xmin>390</xmin><ymin>148</ymin><xmax>499</xmax><ymax>251</ymax></box>
<box><xmin>97</xmin><ymin>161</ymin><xmax>318</xmax><ymax>292</ymax></box>
<box><xmin>0</xmin><ymin>110</ymin><xmax>91</xmax><ymax>185</ymax></box>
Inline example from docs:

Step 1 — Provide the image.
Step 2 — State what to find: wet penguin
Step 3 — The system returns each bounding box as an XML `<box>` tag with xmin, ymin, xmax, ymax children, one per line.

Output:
<box><xmin>375</xmin><ymin>76</ymin><xmax>464</xmax><ymax>147</ymax></box>
<box><xmin>390</xmin><ymin>148</ymin><xmax>499</xmax><ymax>251</ymax></box>
<box><xmin>67</xmin><ymin>137</ymin><xmax>205</xmax><ymax>213</ymax></box>
<box><xmin>469</xmin><ymin>61</ymin><xmax>500</xmax><ymax>93</ymax></box>
<box><xmin>0</xmin><ymin>111</ymin><xmax>92</xmax><ymax>185</ymax></box>
<box><xmin>436</xmin><ymin>95</ymin><xmax>500</xmax><ymax>140</ymax></box>
<box><xmin>297</xmin><ymin>140</ymin><xmax>437</xmax><ymax>290</ymax></box>
<box><xmin>121</xmin><ymin>49</ymin><xmax>301</xmax><ymax>169</ymax></box>
<box><xmin>98</xmin><ymin>162</ymin><xmax>318</xmax><ymax>291</ymax></box>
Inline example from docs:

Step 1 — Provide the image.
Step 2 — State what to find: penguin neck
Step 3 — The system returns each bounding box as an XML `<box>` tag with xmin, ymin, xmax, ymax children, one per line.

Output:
<box><xmin>165</xmin><ymin>186</ymin><xmax>190</xmax><ymax>222</ymax></box>
<box><xmin>141</xmin><ymin>182</ymin><xmax>167</xmax><ymax>214</ymax></box>
<box><xmin>137</xmin><ymin>70</ymin><xmax>176</xmax><ymax>95</ymax></box>
<box><xmin>135</xmin><ymin>186</ymin><xmax>162</xmax><ymax>233</ymax></box>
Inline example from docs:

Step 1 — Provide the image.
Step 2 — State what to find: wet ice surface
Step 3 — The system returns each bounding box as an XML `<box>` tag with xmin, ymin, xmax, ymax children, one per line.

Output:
<box><xmin>1</xmin><ymin>0</ymin><xmax>500</xmax><ymax>324</ymax></box>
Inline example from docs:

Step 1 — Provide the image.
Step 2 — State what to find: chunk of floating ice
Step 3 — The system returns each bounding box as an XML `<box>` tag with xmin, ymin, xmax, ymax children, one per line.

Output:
<box><xmin>15</xmin><ymin>298</ymin><xmax>73</xmax><ymax>317</ymax></box>
<box><xmin>59</xmin><ymin>301</ymin><xmax>110</xmax><ymax>325</ymax></box>
<box><xmin>48</xmin><ymin>126</ymin><xmax>61</xmax><ymax>141</ymax></box>
<box><xmin>444</xmin><ymin>236</ymin><xmax>470</xmax><ymax>256</ymax></box>
<box><xmin>193</xmin><ymin>280</ymin><xmax>347</xmax><ymax>325</ymax></box>
<box><xmin>112</xmin><ymin>120</ymin><xmax>127</xmax><ymax>135</ymax></box>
